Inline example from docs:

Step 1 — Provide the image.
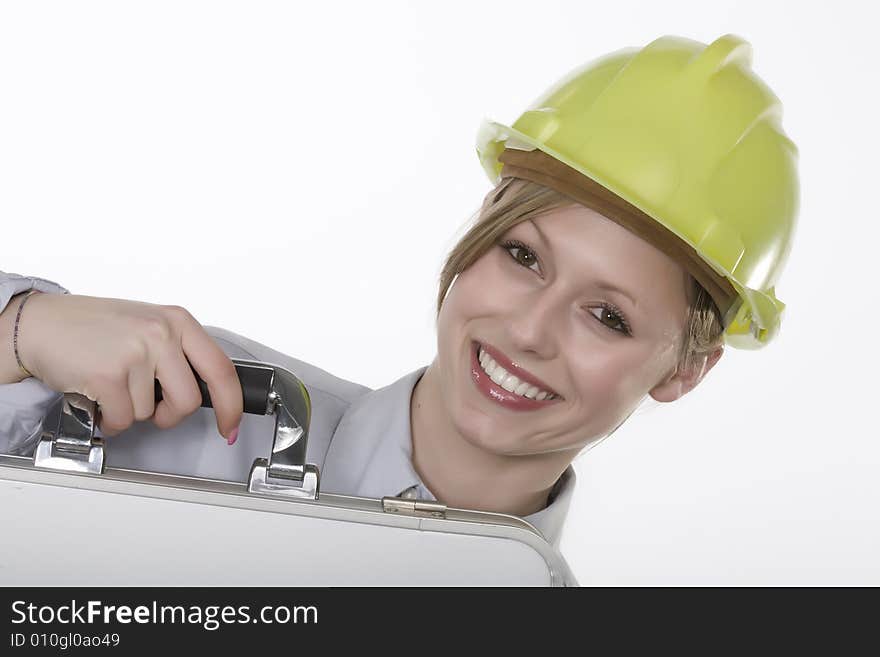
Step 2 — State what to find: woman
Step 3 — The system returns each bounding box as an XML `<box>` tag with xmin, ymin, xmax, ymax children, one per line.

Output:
<box><xmin>0</xmin><ymin>34</ymin><xmax>799</xmax><ymax>548</ymax></box>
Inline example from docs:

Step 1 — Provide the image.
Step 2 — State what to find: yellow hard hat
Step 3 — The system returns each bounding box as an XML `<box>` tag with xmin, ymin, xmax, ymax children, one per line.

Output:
<box><xmin>476</xmin><ymin>34</ymin><xmax>800</xmax><ymax>349</ymax></box>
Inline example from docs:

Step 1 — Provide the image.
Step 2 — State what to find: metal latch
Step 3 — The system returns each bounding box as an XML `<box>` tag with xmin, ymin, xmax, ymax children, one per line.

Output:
<box><xmin>382</xmin><ymin>497</ymin><xmax>447</xmax><ymax>519</ymax></box>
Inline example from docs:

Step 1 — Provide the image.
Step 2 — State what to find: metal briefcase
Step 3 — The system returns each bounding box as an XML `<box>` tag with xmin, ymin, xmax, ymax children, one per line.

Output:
<box><xmin>0</xmin><ymin>357</ymin><xmax>578</xmax><ymax>586</ymax></box>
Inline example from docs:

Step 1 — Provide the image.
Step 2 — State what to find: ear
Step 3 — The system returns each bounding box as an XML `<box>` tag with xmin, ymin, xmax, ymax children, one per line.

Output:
<box><xmin>649</xmin><ymin>345</ymin><xmax>724</xmax><ymax>403</ymax></box>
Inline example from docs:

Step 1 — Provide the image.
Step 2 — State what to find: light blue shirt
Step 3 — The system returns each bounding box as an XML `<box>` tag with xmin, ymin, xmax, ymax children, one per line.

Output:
<box><xmin>0</xmin><ymin>271</ymin><xmax>576</xmax><ymax>548</ymax></box>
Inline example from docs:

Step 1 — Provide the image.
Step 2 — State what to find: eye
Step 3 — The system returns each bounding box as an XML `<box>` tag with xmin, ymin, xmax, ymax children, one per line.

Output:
<box><xmin>499</xmin><ymin>238</ymin><xmax>633</xmax><ymax>337</ymax></box>
<box><xmin>589</xmin><ymin>304</ymin><xmax>632</xmax><ymax>336</ymax></box>
<box><xmin>500</xmin><ymin>239</ymin><xmax>541</xmax><ymax>275</ymax></box>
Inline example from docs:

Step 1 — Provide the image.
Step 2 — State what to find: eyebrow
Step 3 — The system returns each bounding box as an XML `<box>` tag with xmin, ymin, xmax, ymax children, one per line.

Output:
<box><xmin>526</xmin><ymin>218</ymin><xmax>639</xmax><ymax>309</ymax></box>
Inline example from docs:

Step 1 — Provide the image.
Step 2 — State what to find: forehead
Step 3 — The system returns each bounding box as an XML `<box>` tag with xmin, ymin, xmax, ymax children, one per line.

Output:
<box><xmin>513</xmin><ymin>203</ymin><xmax>690</xmax><ymax>312</ymax></box>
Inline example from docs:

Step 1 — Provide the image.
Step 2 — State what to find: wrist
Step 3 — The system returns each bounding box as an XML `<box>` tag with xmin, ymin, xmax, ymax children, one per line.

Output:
<box><xmin>1</xmin><ymin>290</ymin><xmax>48</xmax><ymax>384</ymax></box>
<box><xmin>15</xmin><ymin>290</ymin><xmax>46</xmax><ymax>380</ymax></box>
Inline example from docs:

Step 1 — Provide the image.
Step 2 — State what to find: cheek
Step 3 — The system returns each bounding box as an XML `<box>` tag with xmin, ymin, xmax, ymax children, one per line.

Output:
<box><xmin>439</xmin><ymin>256</ymin><xmax>507</xmax><ymax>325</ymax></box>
<box><xmin>570</xmin><ymin>347</ymin><xmax>664</xmax><ymax>409</ymax></box>
<box><xmin>436</xmin><ymin>267</ymin><xmax>480</xmax><ymax>361</ymax></box>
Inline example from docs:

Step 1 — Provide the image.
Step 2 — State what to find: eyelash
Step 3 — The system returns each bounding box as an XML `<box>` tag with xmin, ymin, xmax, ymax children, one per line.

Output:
<box><xmin>498</xmin><ymin>238</ymin><xmax>633</xmax><ymax>337</ymax></box>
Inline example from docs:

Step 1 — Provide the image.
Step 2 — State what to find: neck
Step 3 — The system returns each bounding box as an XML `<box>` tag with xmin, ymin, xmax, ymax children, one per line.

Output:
<box><xmin>409</xmin><ymin>358</ymin><xmax>575</xmax><ymax>517</ymax></box>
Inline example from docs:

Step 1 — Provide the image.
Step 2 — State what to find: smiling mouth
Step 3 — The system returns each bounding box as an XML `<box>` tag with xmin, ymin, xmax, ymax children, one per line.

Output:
<box><xmin>472</xmin><ymin>341</ymin><xmax>563</xmax><ymax>404</ymax></box>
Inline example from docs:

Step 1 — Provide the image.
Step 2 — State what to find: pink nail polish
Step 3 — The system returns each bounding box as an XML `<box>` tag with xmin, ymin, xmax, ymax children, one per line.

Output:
<box><xmin>227</xmin><ymin>425</ymin><xmax>239</xmax><ymax>446</ymax></box>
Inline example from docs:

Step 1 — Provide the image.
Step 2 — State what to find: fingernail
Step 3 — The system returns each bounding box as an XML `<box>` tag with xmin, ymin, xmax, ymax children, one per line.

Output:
<box><xmin>226</xmin><ymin>425</ymin><xmax>239</xmax><ymax>446</ymax></box>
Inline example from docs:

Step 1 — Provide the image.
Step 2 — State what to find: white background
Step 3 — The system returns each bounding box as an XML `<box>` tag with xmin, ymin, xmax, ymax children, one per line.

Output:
<box><xmin>2</xmin><ymin>1</ymin><xmax>877</xmax><ymax>585</ymax></box>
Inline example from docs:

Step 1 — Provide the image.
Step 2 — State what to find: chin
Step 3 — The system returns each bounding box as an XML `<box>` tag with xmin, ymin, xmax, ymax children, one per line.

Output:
<box><xmin>449</xmin><ymin>400</ymin><xmax>528</xmax><ymax>456</ymax></box>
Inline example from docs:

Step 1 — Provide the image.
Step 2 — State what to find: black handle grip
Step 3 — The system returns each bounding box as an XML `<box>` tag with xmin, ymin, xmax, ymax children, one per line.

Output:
<box><xmin>154</xmin><ymin>360</ymin><xmax>275</xmax><ymax>416</ymax></box>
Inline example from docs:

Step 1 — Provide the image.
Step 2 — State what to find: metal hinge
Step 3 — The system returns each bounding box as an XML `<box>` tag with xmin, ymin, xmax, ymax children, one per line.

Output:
<box><xmin>382</xmin><ymin>497</ymin><xmax>447</xmax><ymax>519</ymax></box>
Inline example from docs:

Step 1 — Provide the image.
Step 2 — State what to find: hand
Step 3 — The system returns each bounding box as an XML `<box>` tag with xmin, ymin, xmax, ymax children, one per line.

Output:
<box><xmin>18</xmin><ymin>293</ymin><xmax>243</xmax><ymax>441</ymax></box>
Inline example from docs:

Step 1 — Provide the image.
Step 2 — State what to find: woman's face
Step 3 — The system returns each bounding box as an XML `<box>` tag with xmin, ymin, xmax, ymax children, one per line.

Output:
<box><xmin>435</xmin><ymin>197</ymin><xmax>707</xmax><ymax>457</ymax></box>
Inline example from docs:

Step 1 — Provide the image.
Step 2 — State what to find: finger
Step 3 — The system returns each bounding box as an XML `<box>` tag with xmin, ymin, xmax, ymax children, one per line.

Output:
<box><xmin>179</xmin><ymin>323</ymin><xmax>243</xmax><ymax>441</ymax></box>
<box><xmin>88</xmin><ymin>376</ymin><xmax>135</xmax><ymax>438</ymax></box>
<box><xmin>151</xmin><ymin>348</ymin><xmax>204</xmax><ymax>431</ymax></box>
<box><xmin>128</xmin><ymin>359</ymin><xmax>157</xmax><ymax>422</ymax></box>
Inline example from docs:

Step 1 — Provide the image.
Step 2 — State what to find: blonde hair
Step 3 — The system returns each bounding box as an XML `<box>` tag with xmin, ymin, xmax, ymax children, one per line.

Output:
<box><xmin>436</xmin><ymin>177</ymin><xmax>725</xmax><ymax>379</ymax></box>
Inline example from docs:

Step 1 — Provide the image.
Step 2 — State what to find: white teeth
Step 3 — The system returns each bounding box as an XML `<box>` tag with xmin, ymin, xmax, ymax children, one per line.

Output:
<box><xmin>501</xmin><ymin>375</ymin><xmax>521</xmax><ymax>392</ymax></box>
<box><xmin>477</xmin><ymin>346</ymin><xmax>557</xmax><ymax>401</ymax></box>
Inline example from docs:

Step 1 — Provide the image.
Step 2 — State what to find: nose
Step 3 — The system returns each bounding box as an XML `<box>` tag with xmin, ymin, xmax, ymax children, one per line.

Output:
<box><xmin>505</xmin><ymin>288</ymin><xmax>561</xmax><ymax>361</ymax></box>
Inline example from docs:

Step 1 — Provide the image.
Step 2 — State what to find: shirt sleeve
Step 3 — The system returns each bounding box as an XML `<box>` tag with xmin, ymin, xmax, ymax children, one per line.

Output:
<box><xmin>0</xmin><ymin>270</ymin><xmax>70</xmax><ymax>456</ymax></box>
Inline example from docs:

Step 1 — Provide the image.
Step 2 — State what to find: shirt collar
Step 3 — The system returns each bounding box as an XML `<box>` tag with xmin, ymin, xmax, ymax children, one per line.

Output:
<box><xmin>519</xmin><ymin>464</ymin><xmax>576</xmax><ymax>549</ymax></box>
<box><xmin>321</xmin><ymin>365</ymin><xmax>431</xmax><ymax>501</ymax></box>
<box><xmin>321</xmin><ymin>364</ymin><xmax>576</xmax><ymax>548</ymax></box>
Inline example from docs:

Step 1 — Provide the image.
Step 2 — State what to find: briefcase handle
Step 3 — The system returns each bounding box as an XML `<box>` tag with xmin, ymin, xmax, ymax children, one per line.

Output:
<box><xmin>33</xmin><ymin>358</ymin><xmax>320</xmax><ymax>500</ymax></box>
<box><xmin>154</xmin><ymin>360</ymin><xmax>281</xmax><ymax>416</ymax></box>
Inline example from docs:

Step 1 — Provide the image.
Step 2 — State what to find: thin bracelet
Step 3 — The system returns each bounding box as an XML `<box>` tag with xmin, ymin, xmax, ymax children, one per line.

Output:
<box><xmin>14</xmin><ymin>290</ymin><xmax>42</xmax><ymax>379</ymax></box>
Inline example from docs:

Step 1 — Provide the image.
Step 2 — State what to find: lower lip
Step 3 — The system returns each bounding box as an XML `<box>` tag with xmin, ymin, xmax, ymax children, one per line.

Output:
<box><xmin>470</xmin><ymin>341</ymin><xmax>561</xmax><ymax>412</ymax></box>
